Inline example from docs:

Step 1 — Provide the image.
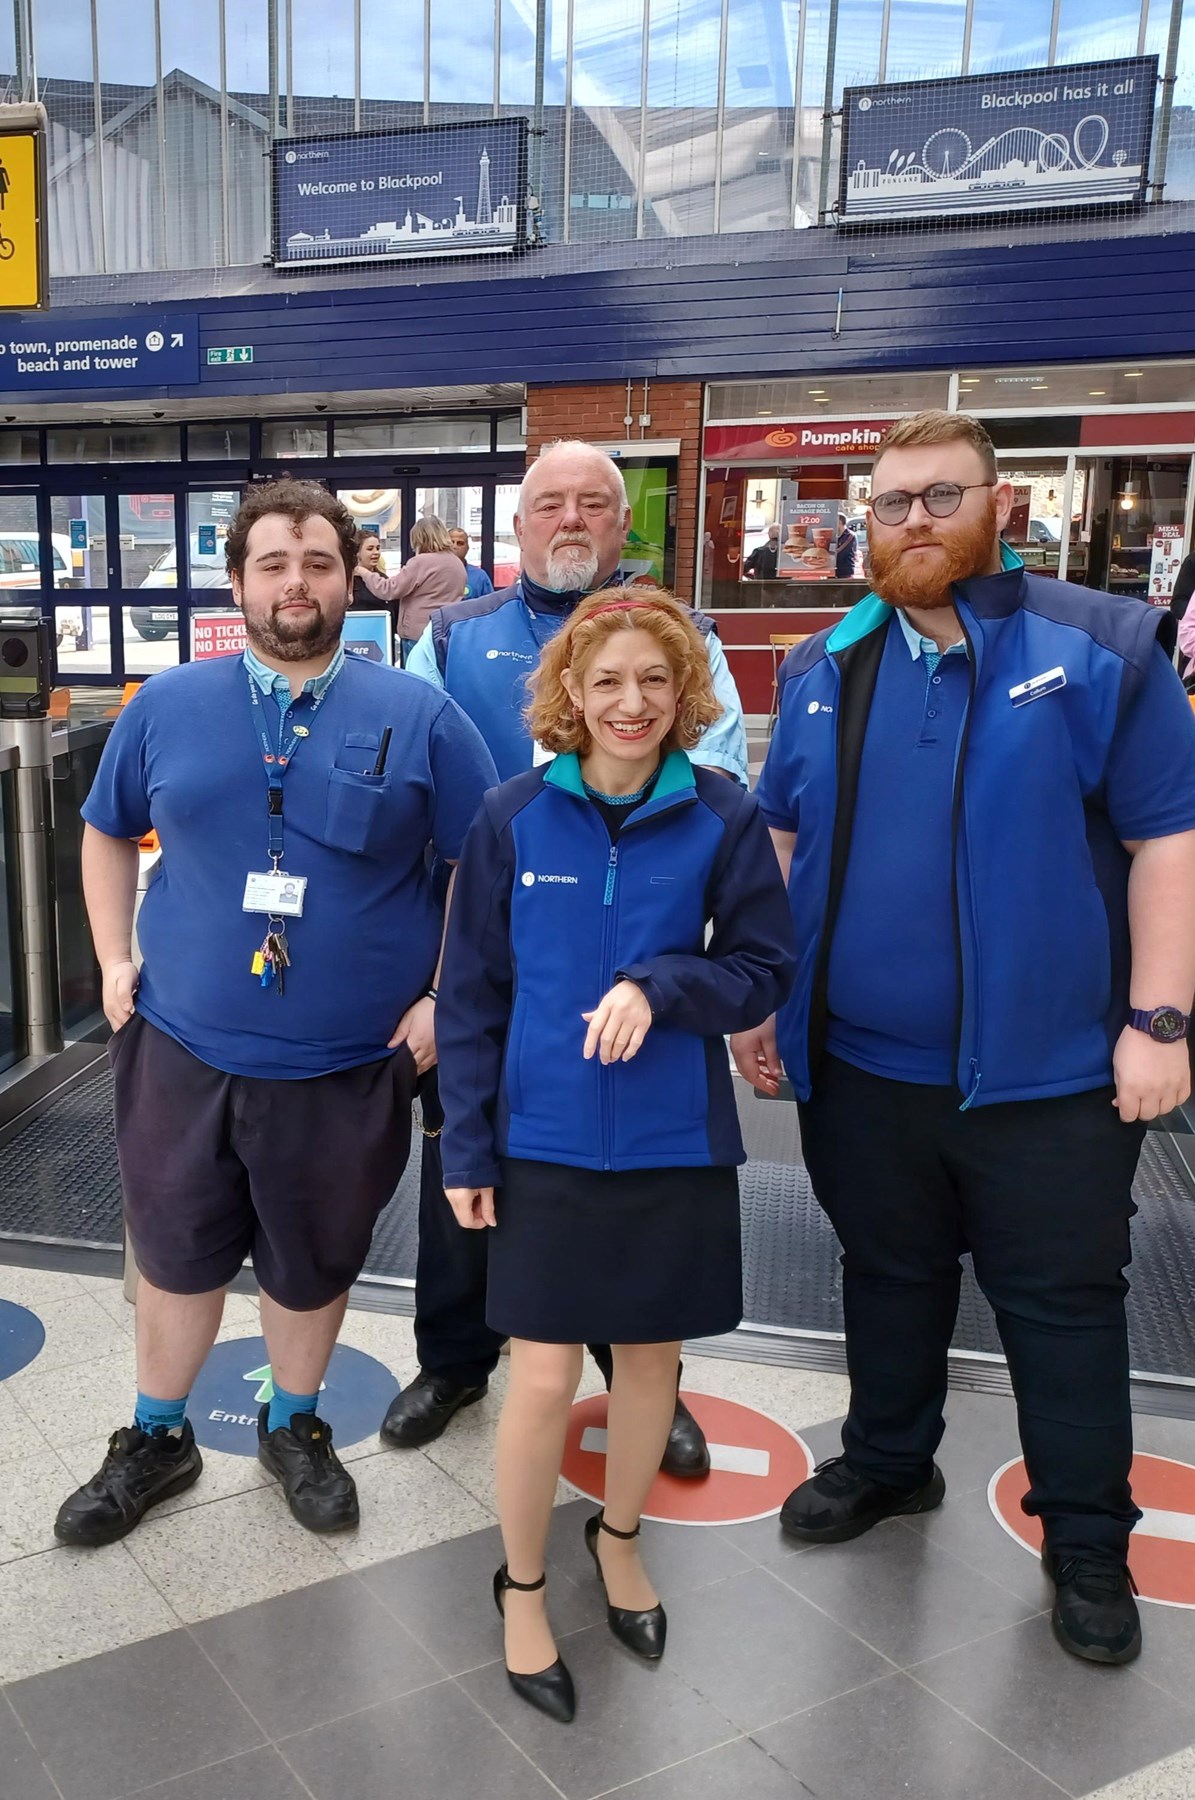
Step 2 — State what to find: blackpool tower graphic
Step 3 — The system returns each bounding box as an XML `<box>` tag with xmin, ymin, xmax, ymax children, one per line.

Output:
<box><xmin>476</xmin><ymin>147</ymin><xmax>493</xmax><ymax>226</ymax></box>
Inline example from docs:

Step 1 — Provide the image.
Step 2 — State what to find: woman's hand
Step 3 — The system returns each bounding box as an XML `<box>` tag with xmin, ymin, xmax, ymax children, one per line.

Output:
<box><xmin>444</xmin><ymin>1187</ymin><xmax>497</xmax><ymax>1229</ymax></box>
<box><xmin>389</xmin><ymin>995</ymin><xmax>437</xmax><ymax>1071</ymax></box>
<box><xmin>582</xmin><ymin>979</ymin><xmax>653</xmax><ymax>1064</ymax></box>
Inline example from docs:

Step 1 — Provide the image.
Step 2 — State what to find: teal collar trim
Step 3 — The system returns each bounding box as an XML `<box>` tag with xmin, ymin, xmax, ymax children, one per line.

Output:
<box><xmin>545</xmin><ymin>747</ymin><xmax>694</xmax><ymax>800</ymax></box>
<box><xmin>825</xmin><ymin>540</ymin><xmax>1025</xmax><ymax>656</ymax></box>
<box><xmin>243</xmin><ymin>643</ymin><xmax>345</xmax><ymax>700</ymax></box>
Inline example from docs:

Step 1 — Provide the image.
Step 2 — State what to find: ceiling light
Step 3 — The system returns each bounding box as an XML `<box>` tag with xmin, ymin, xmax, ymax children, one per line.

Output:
<box><xmin>1123</xmin><ymin>370</ymin><xmax>1143</xmax><ymax>377</ymax></box>
<box><xmin>1088</xmin><ymin>390</ymin><xmax>1107</xmax><ymax>396</ymax></box>
<box><xmin>1031</xmin><ymin>384</ymin><xmax>1049</xmax><ymax>391</ymax></box>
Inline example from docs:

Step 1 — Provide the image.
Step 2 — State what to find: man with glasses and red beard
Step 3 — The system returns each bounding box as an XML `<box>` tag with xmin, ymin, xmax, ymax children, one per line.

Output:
<box><xmin>390</xmin><ymin>439</ymin><xmax>748</xmax><ymax>1475</ymax></box>
<box><xmin>733</xmin><ymin>411</ymin><xmax>1195</xmax><ymax>1667</ymax></box>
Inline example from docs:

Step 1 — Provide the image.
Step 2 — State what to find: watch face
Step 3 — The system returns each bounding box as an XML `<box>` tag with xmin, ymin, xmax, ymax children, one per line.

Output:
<box><xmin>1151</xmin><ymin>1007</ymin><xmax>1188</xmax><ymax>1043</ymax></box>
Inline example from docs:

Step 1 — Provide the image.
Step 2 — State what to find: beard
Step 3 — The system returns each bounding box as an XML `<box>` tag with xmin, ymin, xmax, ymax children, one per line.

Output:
<box><xmin>244</xmin><ymin>595</ymin><xmax>347</xmax><ymax>662</ymax></box>
<box><xmin>868</xmin><ymin>497</ymin><xmax>999</xmax><ymax>610</ymax></box>
<box><xmin>544</xmin><ymin>534</ymin><xmax>600</xmax><ymax>593</ymax></box>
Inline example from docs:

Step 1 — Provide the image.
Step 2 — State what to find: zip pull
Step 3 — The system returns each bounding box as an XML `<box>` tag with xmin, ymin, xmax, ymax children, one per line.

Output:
<box><xmin>959</xmin><ymin>1060</ymin><xmax>982</xmax><ymax>1112</ymax></box>
<box><xmin>603</xmin><ymin>843</ymin><xmax>619</xmax><ymax>907</ymax></box>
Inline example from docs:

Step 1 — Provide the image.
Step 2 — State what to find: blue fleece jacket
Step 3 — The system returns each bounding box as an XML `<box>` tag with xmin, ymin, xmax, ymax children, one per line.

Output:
<box><xmin>436</xmin><ymin>751</ymin><xmax>796</xmax><ymax>1185</ymax></box>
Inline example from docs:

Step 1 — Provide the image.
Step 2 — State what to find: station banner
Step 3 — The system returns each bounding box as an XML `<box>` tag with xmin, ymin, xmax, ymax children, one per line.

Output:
<box><xmin>190</xmin><ymin>609</ymin><xmax>394</xmax><ymax>666</ymax></box>
<box><xmin>838</xmin><ymin>56</ymin><xmax>1156</xmax><ymax>225</ymax></box>
<box><xmin>271</xmin><ymin>118</ymin><xmax>528</xmax><ymax>269</ymax></box>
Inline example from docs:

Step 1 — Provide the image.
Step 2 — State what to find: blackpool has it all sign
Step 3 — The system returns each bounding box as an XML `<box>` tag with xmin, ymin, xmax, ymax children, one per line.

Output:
<box><xmin>838</xmin><ymin>55</ymin><xmax>1157</xmax><ymax>225</ymax></box>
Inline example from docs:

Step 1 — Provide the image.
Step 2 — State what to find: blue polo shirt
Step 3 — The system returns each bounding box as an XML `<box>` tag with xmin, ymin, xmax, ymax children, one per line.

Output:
<box><xmin>825</xmin><ymin>611</ymin><xmax>970</xmax><ymax>1083</ymax></box>
<box><xmin>83</xmin><ymin>652</ymin><xmax>497</xmax><ymax>1079</ymax></box>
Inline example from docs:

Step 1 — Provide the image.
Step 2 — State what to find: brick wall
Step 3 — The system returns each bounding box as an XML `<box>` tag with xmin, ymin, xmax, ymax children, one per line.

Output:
<box><xmin>524</xmin><ymin>380</ymin><xmax>704</xmax><ymax>600</ymax></box>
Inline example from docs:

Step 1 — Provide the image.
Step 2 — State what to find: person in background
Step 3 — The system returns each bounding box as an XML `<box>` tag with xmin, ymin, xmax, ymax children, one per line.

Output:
<box><xmin>351</xmin><ymin>530</ymin><xmax>383</xmax><ymax>608</ymax></box>
<box><xmin>735</xmin><ymin>410</ymin><xmax>1195</xmax><ymax>1669</ymax></box>
<box><xmin>358</xmin><ymin>515</ymin><xmax>466</xmax><ymax>663</ymax></box>
<box><xmin>437</xmin><ymin>589</ymin><xmax>794</xmax><ymax>1723</ymax></box>
<box><xmin>1171</xmin><ymin>549</ymin><xmax>1195</xmax><ymax>674</ymax></box>
<box><xmin>835</xmin><ymin>513</ymin><xmax>860</xmax><ymax>579</ymax></box>
<box><xmin>743</xmin><ymin>522</ymin><xmax>781</xmax><ymax>580</ymax></box>
<box><xmin>54</xmin><ymin>480</ymin><xmax>496</xmax><ymax>1548</ymax></box>
<box><xmin>448</xmin><ymin>526</ymin><xmax>494</xmax><ymax>600</ymax></box>
<box><xmin>387</xmin><ymin>440</ymin><xmax>749</xmax><ymax>1479</ymax></box>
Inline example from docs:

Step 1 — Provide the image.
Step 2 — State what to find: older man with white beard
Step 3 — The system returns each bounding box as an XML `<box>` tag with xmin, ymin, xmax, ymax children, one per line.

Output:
<box><xmin>388</xmin><ymin>440</ymin><xmax>748</xmax><ymax>1470</ymax></box>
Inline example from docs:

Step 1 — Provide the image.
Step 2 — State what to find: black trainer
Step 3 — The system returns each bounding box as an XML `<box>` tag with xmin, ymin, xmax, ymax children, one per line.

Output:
<box><xmin>661</xmin><ymin>1394</ymin><xmax>710</xmax><ymax>1479</ymax></box>
<box><xmin>257</xmin><ymin>1407</ymin><xmax>359</xmax><ymax>1532</ymax></box>
<box><xmin>379</xmin><ymin>1369</ymin><xmax>488</xmax><ymax>1448</ymax></box>
<box><xmin>54</xmin><ymin>1421</ymin><xmax>203</xmax><ymax>1547</ymax></box>
<box><xmin>780</xmin><ymin>1454</ymin><xmax>946</xmax><ymax>1544</ymax></box>
<box><xmin>1045</xmin><ymin>1553</ymin><xmax>1142</xmax><ymax>1665</ymax></box>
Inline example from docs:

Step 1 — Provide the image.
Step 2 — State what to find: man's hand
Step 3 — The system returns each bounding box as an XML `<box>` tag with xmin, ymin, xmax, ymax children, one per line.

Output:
<box><xmin>389</xmin><ymin>995</ymin><xmax>437</xmax><ymax>1072</ymax></box>
<box><xmin>1113</xmin><ymin>1025</ymin><xmax>1192</xmax><ymax>1123</ymax></box>
<box><xmin>582</xmin><ymin>980</ymin><xmax>652</xmax><ymax>1064</ymax></box>
<box><xmin>730</xmin><ymin>1016</ymin><xmax>783</xmax><ymax>1097</ymax></box>
<box><xmin>102</xmin><ymin>960</ymin><xmax>139</xmax><ymax>1035</ymax></box>
<box><xmin>444</xmin><ymin>1186</ymin><xmax>496</xmax><ymax>1229</ymax></box>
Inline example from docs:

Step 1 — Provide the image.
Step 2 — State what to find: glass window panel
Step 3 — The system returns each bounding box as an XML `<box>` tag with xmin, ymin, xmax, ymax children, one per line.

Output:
<box><xmin>1055</xmin><ymin>1</ymin><xmax>1143</xmax><ymax>67</ymax></box>
<box><xmin>883</xmin><ymin>1</ymin><xmax>967</xmax><ymax>82</ymax></box>
<box><xmin>501</xmin><ymin>0</ymin><xmax>564</xmax><ymax>106</ymax></box>
<box><xmin>336</xmin><ymin>486</ymin><xmax>403</xmax><ymax>565</ymax></box>
<box><xmin>496</xmin><ymin>413</ymin><xmax>526</xmax><ymax>447</ymax></box>
<box><xmin>226</xmin><ymin>0</ymin><xmax>270</xmax><ymax>92</ymax></box>
<box><xmin>55</xmin><ymin>602</ymin><xmax>113</xmax><ymax>678</ymax></box>
<box><xmin>0</xmin><ymin>432</ymin><xmax>40</xmax><ymax>464</ymax></box>
<box><xmin>494</xmin><ymin>482</ymin><xmax>520</xmax><ymax>587</ymax></box>
<box><xmin>260</xmin><ymin>421</ymin><xmax>328</xmax><ymax>458</ymax></box>
<box><xmin>118</xmin><ymin>492</ymin><xmax>176</xmax><ymax>588</ymax></box>
<box><xmin>968</xmin><ymin>0</ymin><xmax>1053</xmax><ymax>74</ymax></box>
<box><xmin>187</xmin><ymin>423</ymin><xmax>251</xmax><ymax>459</ymax></box>
<box><xmin>291</xmin><ymin>0</ymin><xmax>356</xmax><ymax>133</ymax></box>
<box><xmin>0</xmin><ymin>494</ymin><xmax>44</xmax><ymax>599</ymax></box>
<box><xmin>47</xmin><ymin>426</ymin><xmax>180</xmax><ymax>461</ymax></box>
<box><xmin>706</xmin><ymin>371</ymin><xmax>953</xmax><ymax>418</ymax></box>
<box><xmin>94</xmin><ymin>0</ymin><xmax>162</xmax><ymax>272</ymax></box>
<box><xmin>361</xmin><ymin>0</ymin><xmax>426</xmax><ymax>106</ymax></box>
<box><xmin>720</xmin><ymin>0</ymin><xmax>800</xmax><ymax>233</ymax></box>
<box><xmin>956</xmin><ymin>360</ymin><xmax>1195</xmax><ymax>410</ymax></box>
<box><xmin>124</xmin><ymin>607</ymin><xmax>181</xmax><ymax>676</ymax></box>
<box><xmin>429</xmin><ymin>0</ymin><xmax>494</xmax><ymax>105</ymax></box>
<box><xmin>827</xmin><ymin>0</ymin><xmax>883</xmax><ymax>91</ymax></box>
<box><xmin>159</xmin><ymin>2</ymin><xmax>225</xmax><ymax>269</ymax></box>
<box><xmin>36</xmin><ymin>0</ymin><xmax>101</xmax><ymax>276</ymax></box>
<box><xmin>335</xmin><ymin>416</ymin><xmax>490</xmax><ymax>454</ymax></box>
<box><xmin>48</xmin><ymin>494</ymin><xmax>109</xmax><ymax>590</ymax></box>
<box><xmin>185</xmin><ymin>490</ymin><xmax>240</xmax><ymax>589</ymax></box>
<box><xmin>0</xmin><ymin>5</ymin><xmax>15</xmax><ymax>81</ymax></box>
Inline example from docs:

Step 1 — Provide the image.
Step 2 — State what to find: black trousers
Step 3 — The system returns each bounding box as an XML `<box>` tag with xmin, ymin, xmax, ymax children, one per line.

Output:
<box><xmin>413</xmin><ymin>1075</ymin><xmax>673</xmax><ymax>1392</ymax></box>
<box><xmin>798</xmin><ymin>1055</ymin><xmax>1145</xmax><ymax>1561</ymax></box>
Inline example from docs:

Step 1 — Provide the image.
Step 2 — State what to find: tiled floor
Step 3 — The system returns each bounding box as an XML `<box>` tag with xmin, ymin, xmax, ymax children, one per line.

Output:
<box><xmin>4</xmin><ymin>1267</ymin><xmax>1195</xmax><ymax>1799</ymax></box>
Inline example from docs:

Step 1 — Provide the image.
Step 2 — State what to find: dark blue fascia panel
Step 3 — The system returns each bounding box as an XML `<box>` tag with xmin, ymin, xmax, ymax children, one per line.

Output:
<box><xmin>4</xmin><ymin>231</ymin><xmax>1194</xmax><ymax>404</ymax></box>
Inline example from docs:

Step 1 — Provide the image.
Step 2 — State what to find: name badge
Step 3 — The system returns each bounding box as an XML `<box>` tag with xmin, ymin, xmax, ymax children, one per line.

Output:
<box><xmin>532</xmin><ymin>740</ymin><xmax>557</xmax><ymax>767</ymax></box>
<box><xmin>242</xmin><ymin>871</ymin><xmax>307</xmax><ymax>916</ymax></box>
<box><xmin>1009</xmin><ymin>666</ymin><xmax>1066</xmax><ymax>708</ymax></box>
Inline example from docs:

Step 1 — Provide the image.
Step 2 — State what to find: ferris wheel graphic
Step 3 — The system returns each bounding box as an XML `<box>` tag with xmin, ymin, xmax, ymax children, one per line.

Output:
<box><xmin>922</xmin><ymin>129</ymin><xmax>971</xmax><ymax>176</ymax></box>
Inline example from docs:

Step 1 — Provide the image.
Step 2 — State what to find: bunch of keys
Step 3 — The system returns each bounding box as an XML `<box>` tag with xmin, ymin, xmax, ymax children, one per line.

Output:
<box><xmin>250</xmin><ymin>924</ymin><xmax>291</xmax><ymax>996</ymax></box>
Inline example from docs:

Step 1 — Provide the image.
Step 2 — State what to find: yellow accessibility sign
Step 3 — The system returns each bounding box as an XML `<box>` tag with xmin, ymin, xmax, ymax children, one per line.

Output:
<box><xmin>0</xmin><ymin>120</ymin><xmax>48</xmax><ymax>311</ymax></box>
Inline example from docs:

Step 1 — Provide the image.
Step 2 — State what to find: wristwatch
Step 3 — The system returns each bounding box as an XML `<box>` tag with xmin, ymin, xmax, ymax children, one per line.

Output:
<box><xmin>1128</xmin><ymin>1005</ymin><xmax>1191</xmax><ymax>1044</ymax></box>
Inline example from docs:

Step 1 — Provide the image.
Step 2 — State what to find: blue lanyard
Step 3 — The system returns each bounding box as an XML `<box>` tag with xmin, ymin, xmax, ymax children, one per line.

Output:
<box><xmin>246</xmin><ymin>672</ymin><xmax>329</xmax><ymax>868</ymax></box>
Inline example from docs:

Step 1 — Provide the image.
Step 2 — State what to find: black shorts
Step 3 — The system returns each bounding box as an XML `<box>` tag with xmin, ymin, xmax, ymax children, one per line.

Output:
<box><xmin>110</xmin><ymin>1012</ymin><xmax>416</xmax><ymax>1310</ymax></box>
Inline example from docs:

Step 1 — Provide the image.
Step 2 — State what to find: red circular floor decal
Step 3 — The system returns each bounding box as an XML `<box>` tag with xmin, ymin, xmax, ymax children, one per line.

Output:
<box><xmin>989</xmin><ymin>1453</ymin><xmax>1195</xmax><ymax>1608</ymax></box>
<box><xmin>560</xmin><ymin>1390</ymin><xmax>812</xmax><ymax>1526</ymax></box>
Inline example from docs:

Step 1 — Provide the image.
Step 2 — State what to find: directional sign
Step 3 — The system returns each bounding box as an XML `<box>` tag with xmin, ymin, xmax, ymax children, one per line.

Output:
<box><xmin>0</xmin><ymin>1298</ymin><xmax>46</xmax><ymax>1380</ymax></box>
<box><xmin>188</xmin><ymin>1335</ymin><xmax>399</xmax><ymax>1456</ymax></box>
<box><xmin>206</xmin><ymin>346</ymin><xmax>254</xmax><ymax>365</ymax></box>
<box><xmin>0</xmin><ymin>123</ymin><xmax>48</xmax><ymax>310</ymax></box>
<box><xmin>561</xmin><ymin>1390</ymin><xmax>813</xmax><ymax>1526</ymax></box>
<box><xmin>990</xmin><ymin>1454</ymin><xmax>1195</xmax><ymax>1608</ymax></box>
<box><xmin>0</xmin><ymin>313</ymin><xmax>199</xmax><ymax>392</ymax></box>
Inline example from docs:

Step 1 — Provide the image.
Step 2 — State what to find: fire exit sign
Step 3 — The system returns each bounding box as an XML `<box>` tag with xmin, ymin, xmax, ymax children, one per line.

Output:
<box><xmin>206</xmin><ymin>346</ymin><xmax>254</xmax><ymax>365</ymax></box>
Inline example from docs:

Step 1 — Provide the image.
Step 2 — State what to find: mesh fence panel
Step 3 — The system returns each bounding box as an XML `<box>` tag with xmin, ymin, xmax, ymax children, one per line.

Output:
<box><xmin>0</xmin><ymin>0</ymin><xmax>1192</xmax><ymax>303</ymax></box>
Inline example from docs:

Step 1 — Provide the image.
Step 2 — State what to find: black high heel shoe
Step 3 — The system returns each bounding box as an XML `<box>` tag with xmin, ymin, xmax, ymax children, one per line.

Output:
<box><xmin>492</xmin><ymin>1566</ymin><xmax>576</xmax><ymax>1723</ymax></box>
<box><xmin>584</xmin><ymin>1513</ymin><xmax>667</xmax><ymax>1661</ymax></box>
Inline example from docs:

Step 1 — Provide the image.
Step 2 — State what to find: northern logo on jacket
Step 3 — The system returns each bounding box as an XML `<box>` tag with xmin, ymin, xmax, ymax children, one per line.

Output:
<box><xmin>806</xmin><ymin>700</ymin><xmax>834</xmax><ymax>715</ymax></box>
<box><xmin>486</xmin><ymin>648</ymin><xmax>536</xmax><ymax>662</ymax></box>
<box><xmin>521</xmin><ymin>871</ymin><xmax>579</xmax><ymax>886</ymax></box>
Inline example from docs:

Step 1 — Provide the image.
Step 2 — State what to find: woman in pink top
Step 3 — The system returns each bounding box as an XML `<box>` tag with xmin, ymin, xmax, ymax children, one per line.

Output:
<box><xmin>357</xmin><ymin>516</ymin><xmax>467</xmax><ymax>663</ymax></box>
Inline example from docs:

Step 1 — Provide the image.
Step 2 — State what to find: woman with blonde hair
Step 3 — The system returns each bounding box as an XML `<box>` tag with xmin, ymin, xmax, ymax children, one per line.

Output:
<box><xmin>356</xmin><ymin>513</ymin><xmax>465</xmax><ymax>662</ymax></box>
<box><xmin>435</xmin><ymin>588</ymin><xmax>795</xmax><ymax>1723</ymax></box>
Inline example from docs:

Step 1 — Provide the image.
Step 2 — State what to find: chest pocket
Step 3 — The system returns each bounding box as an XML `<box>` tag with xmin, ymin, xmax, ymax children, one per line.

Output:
<box><xmin>325</xmin><ymin>733</ymin><xmax>389</xmax><ymax>856</ymax></box>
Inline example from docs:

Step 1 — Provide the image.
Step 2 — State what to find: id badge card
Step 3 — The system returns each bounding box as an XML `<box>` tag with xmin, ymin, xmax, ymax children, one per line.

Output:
<box><xmin>242</xmin><ymin>871</ymin><xmax>307</xmax><ymax>917</ymax></box>
<box><xmin>532</xmin><ymin>739</ymin><xmax>557</xmax><ymax>767</ymax></box>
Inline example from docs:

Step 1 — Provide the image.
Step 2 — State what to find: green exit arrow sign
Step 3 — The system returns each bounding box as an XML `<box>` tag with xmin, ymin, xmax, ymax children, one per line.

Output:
<box><xmin>207</xmin><ymin>346</ymin><xmax>254</xmax><ymax>365</ymax></box>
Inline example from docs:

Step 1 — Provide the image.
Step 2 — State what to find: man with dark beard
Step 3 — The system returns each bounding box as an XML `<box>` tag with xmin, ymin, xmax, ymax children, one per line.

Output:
<box><xmin>734</xmin><ymin>412</ymin><xmax>1195</xmax><ymax>1667</ymax></box>
<box><xmin>55</xmin><ymin>481</ymin><xmax>496</xmax><ymax>1545</ymax></box>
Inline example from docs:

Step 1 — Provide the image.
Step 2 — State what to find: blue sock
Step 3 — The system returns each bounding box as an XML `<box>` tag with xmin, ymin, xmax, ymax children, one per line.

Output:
<box><xmin>267</xmin><ymin>1383</ymin><xmax>320</xmax><ymax>1435</ymax></box>
<box><xmin>134</xmin><ymin>1391</ymin><xmax>188</xmax><ymax>1437</ymax></box>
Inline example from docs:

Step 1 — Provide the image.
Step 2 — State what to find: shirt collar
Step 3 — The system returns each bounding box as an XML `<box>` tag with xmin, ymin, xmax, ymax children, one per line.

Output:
<box><xmin>895</xmin><ymin>609</ymin><xmax>968</xmax><ymax>663</ymax></box>
<box><xmin>243</xmin><ymin>642</ymin><xmax>346</xmax><ymax>699</ymax></box>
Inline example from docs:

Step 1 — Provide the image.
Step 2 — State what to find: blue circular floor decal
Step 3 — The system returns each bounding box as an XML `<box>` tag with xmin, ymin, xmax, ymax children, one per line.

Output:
<box><xmin>0</xmin><ymin>1299</ymin><xmax>46</xmax><ymax>1380</ymax></box>
<box><xmin>188</xmin><ymin>1335</ymin><xmax>400</xmax><ymax>1456</ymax></box>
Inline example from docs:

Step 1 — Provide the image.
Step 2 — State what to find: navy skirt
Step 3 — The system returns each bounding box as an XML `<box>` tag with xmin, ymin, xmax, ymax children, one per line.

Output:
<box><xmin>487</xmin><ymin>1157</ymin><xmax>744</xmax><ymax>1345</ymax></box>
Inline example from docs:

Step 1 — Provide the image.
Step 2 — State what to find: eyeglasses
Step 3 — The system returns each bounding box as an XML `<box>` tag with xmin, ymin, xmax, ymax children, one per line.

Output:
<box><xmin>869</xmin><ymin>481</ymin><xmax>995</xmax><ymax>526</ymax></box>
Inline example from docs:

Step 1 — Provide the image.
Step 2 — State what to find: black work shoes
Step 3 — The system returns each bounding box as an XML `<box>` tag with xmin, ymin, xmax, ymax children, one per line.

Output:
<box><xmin>257</xmin><ymin>1407</ymin><xmax>360</xmax><ymax>1532</ymax></box>
<box><xmin>380</xmin><ymin>1370</ymin><xmax>489</xmax><ymax>1448</ymax></box>
<box><xmin>1045</xmin><ymin>1553</ymin><xmax>1142</xmax><ymax>1664</ymax></box>
<box><xmin>54</xmin><ymin>1421</ymin><xmax>203</xmax><ymax>1547</ymax></box>
<box><xmin>780</xmin><ymin>1455</ymin><xmax>946</xmax><ymax>1544</ymax></box>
